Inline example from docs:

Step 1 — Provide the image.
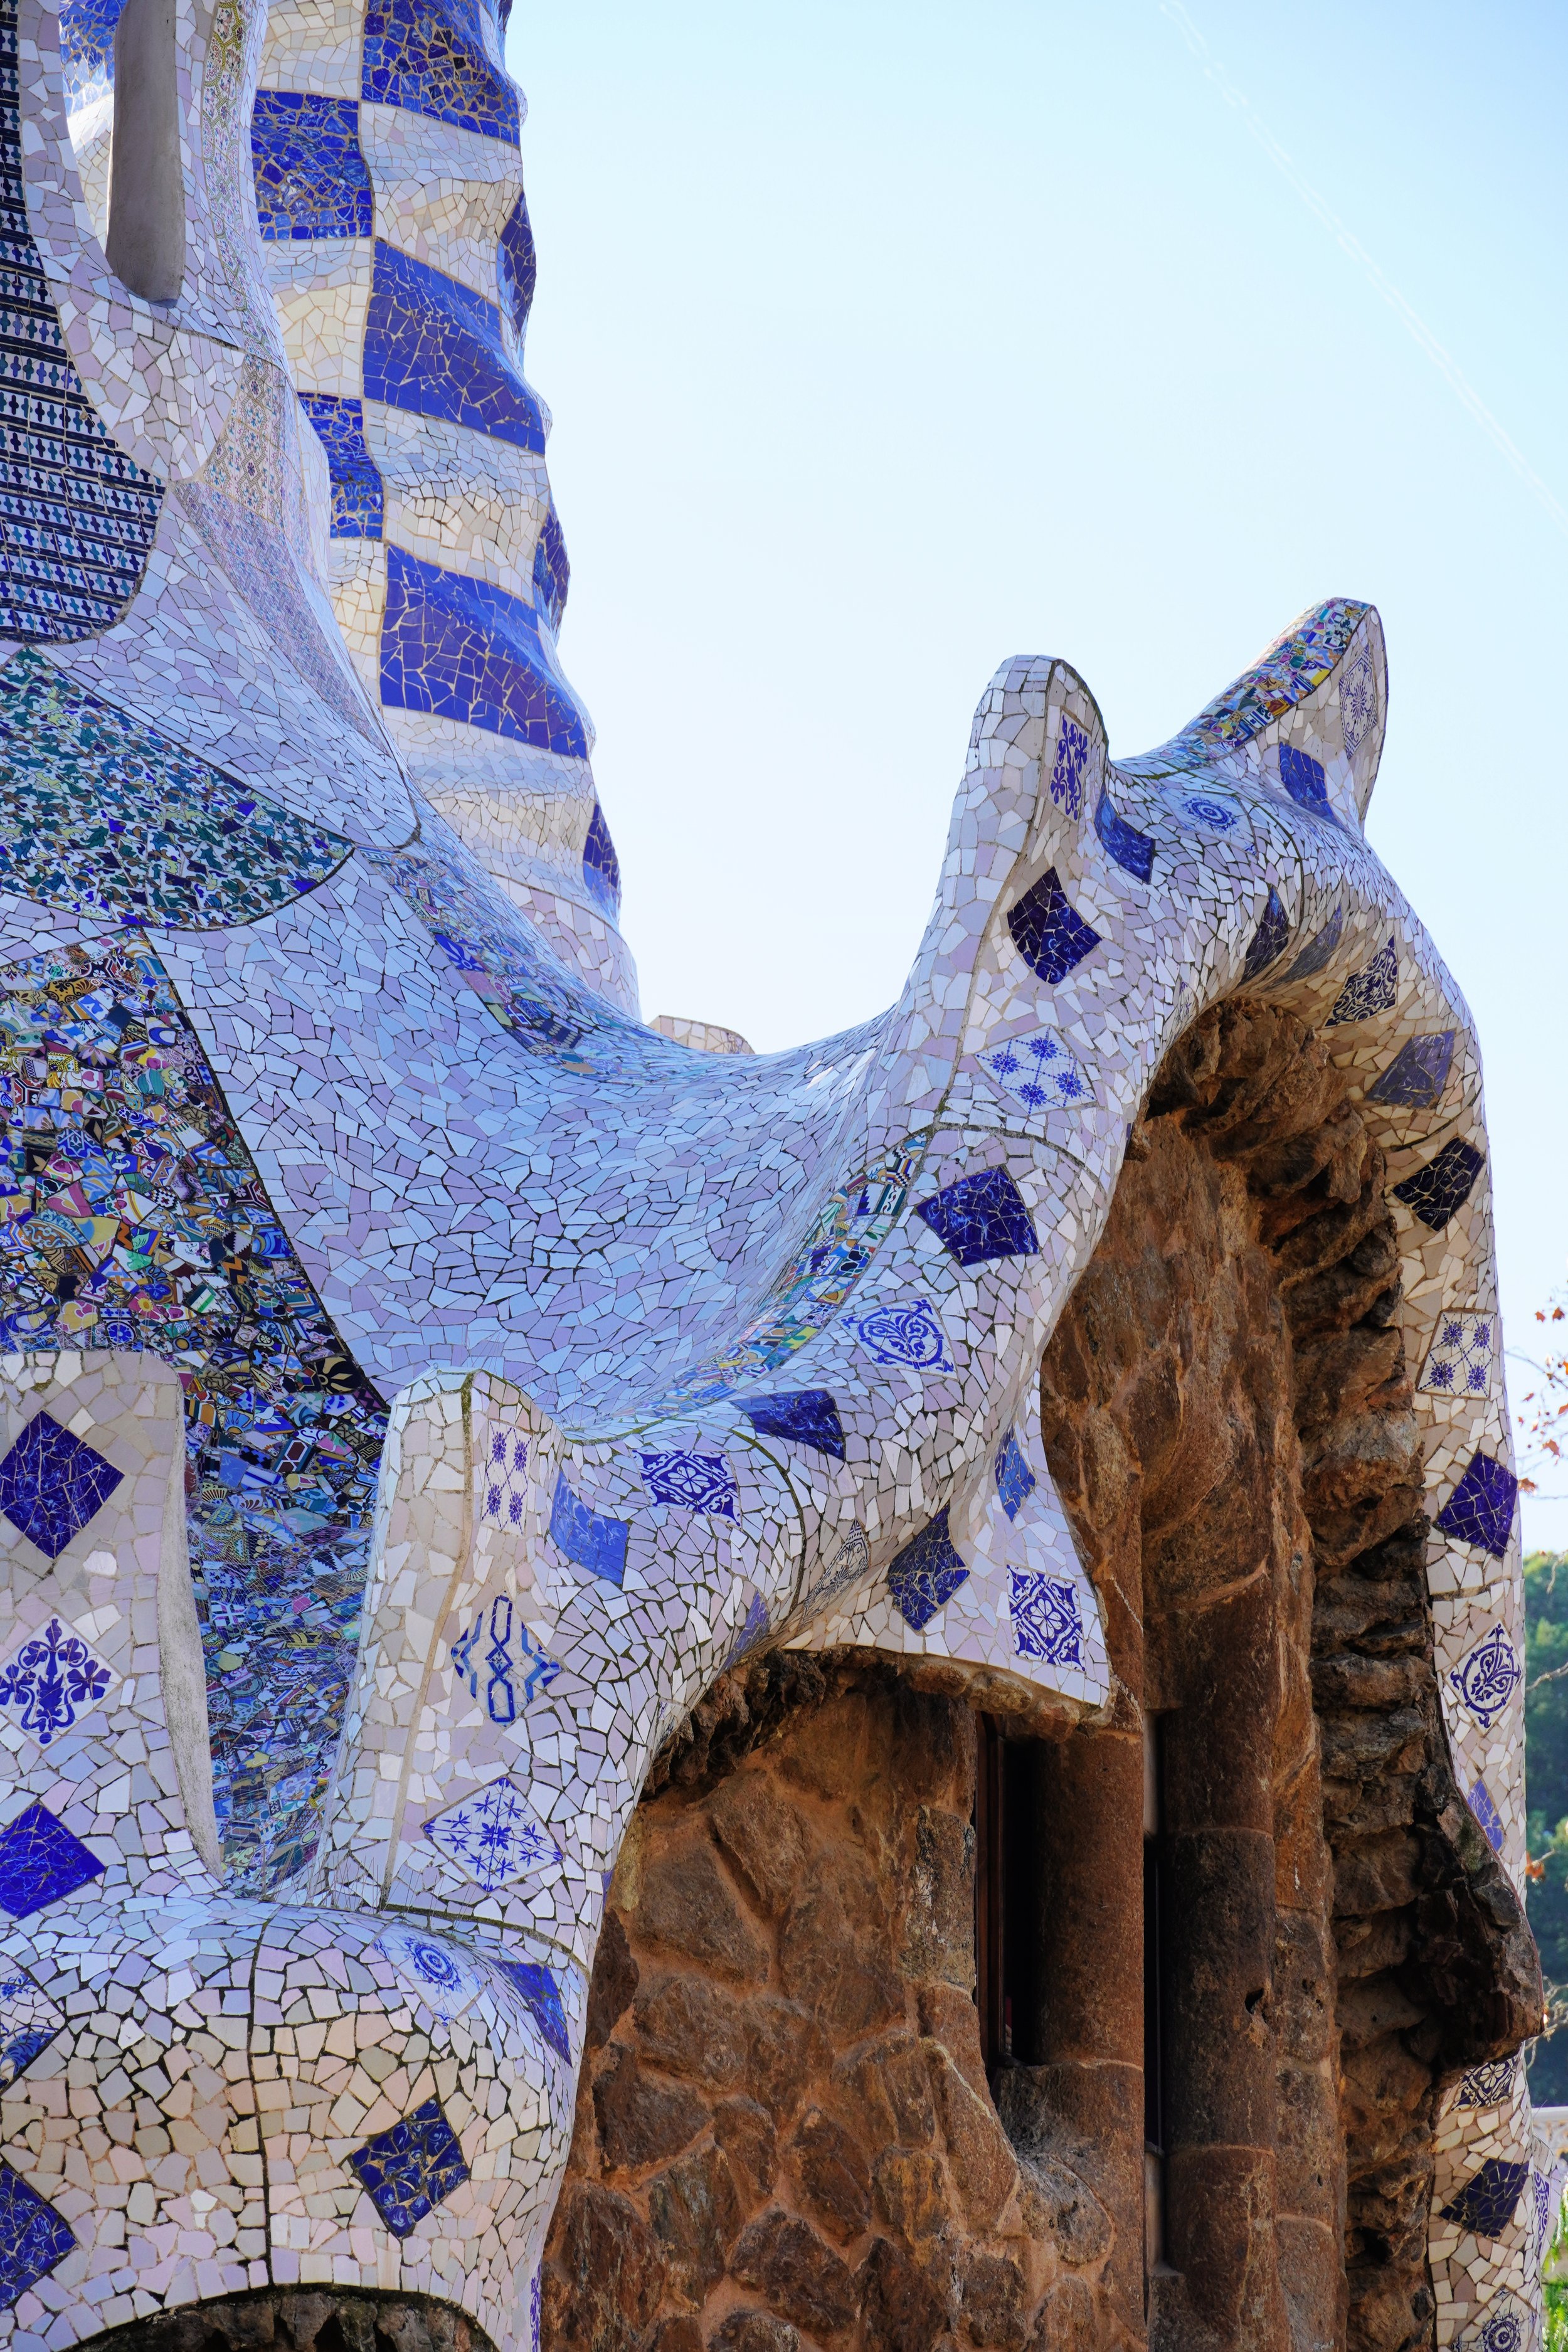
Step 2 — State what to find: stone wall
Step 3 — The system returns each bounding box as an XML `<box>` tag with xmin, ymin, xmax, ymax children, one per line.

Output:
<box><xmin>542</xmin><ymin>1002</ymin><xmax>1540</xmax><ymax>2352</ymax></box>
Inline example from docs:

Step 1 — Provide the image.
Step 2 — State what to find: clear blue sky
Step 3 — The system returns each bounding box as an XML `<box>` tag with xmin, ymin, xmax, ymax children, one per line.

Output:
<box><xmin>506</xmin><ymin>0</ymin><xmax>1568</xmax><ymax>1545</ymax></box>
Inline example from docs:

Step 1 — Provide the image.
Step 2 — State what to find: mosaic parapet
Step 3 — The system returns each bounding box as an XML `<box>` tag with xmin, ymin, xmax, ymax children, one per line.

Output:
<box><xmin>0</xmin><ymin>600</ymin><xmax>1535</xmax><ymax>2352</ymax></box>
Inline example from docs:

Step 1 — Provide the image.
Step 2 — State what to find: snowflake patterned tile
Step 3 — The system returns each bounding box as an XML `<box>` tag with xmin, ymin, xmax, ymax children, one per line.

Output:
<box><xmin>1420</xmin><ymin>1309</ymin><xmax>1496</xmax><ymax>1400</ymax></box>
<box><xmin>887</xmin><ymin>1508</ymin><xmax>968</xmax><ymax>1631</ymax></box>
<box><xmin>0</xmin><ymin>1615</ymin><xmax>115</xmax><ymax>1747</ymax></box>
<box><xmin>0</xmin><ymin>2158</ymin><xmax>73</xmax><ymax>2306</ymax></box>
<box><xmin>1439</xmin><ymin>2157</ymin><xmax>1530</xmax><ymax>2242</ymax></box>
<box><xmin>0</xmin><ymin>1801</ymin><xmax>104</xmax><ymax>1918</ymax></box>
<box><xmin>978</xmin><ymin>1025</ymin><xmax>1096</xmax><ymax>1116</ymax></box>
<box><xmin>1010</xmin><ymin>1571</ymin><xmax>1086</xmax><ymax>1669</ymax></box>
<box><xmin>738</xmin><ymin>1390</ymin><xmax>846</xmax><ymax>1461</ymax></box>
<box><xmin>0</xmin><ymin>1967</ymin><xmax>63</xmax><ymax>2089</ymax></box>
<box><xmin>640</xmin><ymin>1448</ymin><xmax>737</xmax><ymax>1515</ymax></box>
<box><xmin>1448</xmin><ymin>1628</ymin><xmax>1521</xmax><ymax>1730</ymax></box>
<box><xmin>375</xmin><ymin>1924</ymin><xmax>485</xmax><ymax>2021</ymax></box>
<box><xmin>450</xmin><ymin>1596</ymin><xmax>559</xmax><ymax>1721</ymax></box>
<box><xmin>349</xmin><ymin>2095</ymin><xmax>470</xmax><ymax>2238</ymax></box>
<box><xmin>481</xmin><ymin>1424</ymin><xmax>531</xmax><ymax>1531</ymax></box>
<box><xmin>915</xmin><ymin>1167</ymin><xmax>1039</xmax><ymax>1269</ymax></box>
<box><xmin>421</xmin><ymin>1776</ymin><xmax>562</xmax><ymax>1895</ymax></box>
<box><xmin>0</xmin><ymin>1412</ymin><xmax>122</xmax><ymax>1560</ymax></box>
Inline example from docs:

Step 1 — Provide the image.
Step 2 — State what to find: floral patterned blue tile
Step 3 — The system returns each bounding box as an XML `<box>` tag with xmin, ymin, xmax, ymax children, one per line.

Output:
<box><xmin>0</xmin><ymin>648</ymin><xmax>351</xmax><ymax>923</ymax></box>
<box><xmin>1094</xmin><ymin>789</ymin><xmax>1154</xmax><ymax>882</ymax></box>
<box><xmin>0</xmin><ymin>1968</ymin><xmax>61</xmax><ymax>2090</ymax></box>
<box><xmin>1458</xmin><ymin>2293</ymin><xmax>1532</xmax><ymax>2352</ymax></box>
<box><xmin>0</xmin><ymin>1411</ymin><xmax>120</xmax><ymax>1559</ymax></box>
<box><xmin>450</xmin><ymin>1597</ymin><xmax>559</xmax><ymax>1721</ymax></box>
<box><xmin>1456</xmin><ymin>2055</ymin><xmax>1515</xmax><ymax>2109</ymax></box>
<box><xmin>0</xmin><ymin>0</ymin><xmax>162</xmax><ymax>642</ymax></box>
<box><xmin>994</xmin><ymin>1430</ymin><xmax>1036</xmax><ymax>1520</ymax></box>
<box><xmin>0</xmin><ymin>1616</ymin><xmax>114</xmax><ymax>1747</ymax></box>
<box><xmin>0</xmin><ymin>2156</ymin><xmax>73</xmax><ymax>2306</ymax></box>
<box><xmin>641</xmin><ymin>1448</ymin><xmax>736</xmax><ymax>1515</ymax></box>
<box><xmin>1049</xmin><ymin>718</ymin><xmax>1091</xmax><ymax>818</ymax></box>
<box><xmin>1392</xmin><ymin>1138</ymin><xmax>1485</xmax><ymax>1232</ymax></box>
<box><xmin>1448</xmin><ymin>1628</ymin><xmax>1521</xmax><ymax>1730</ymax></box>
<box><xmin>1279</xmin><ymin>743</ymin><xmax>1329</xmax><ymax>812</ymax></box>
<box><xmin>482</xmin><ymin>1429</ymin><xmax>529</xmax><ymax>1527</ymax></box>
<box><xmin>738</xmin><ymin>1389</ymin><xmax>846</xmax><ymax>1461</ymax></box>
<box><xmin>1283</xmin><ymin>906</ymin><xmax>1343</xmax><ymax>983</ymax></box>
<box><xmin>1010</xmin><ymin>1571</ymin><xmax>1085</xmax><ymax>1668</ymax></box>
<box><xmin>1439</xmin><ymin>2157</ymin><xmax>1530</xmax><ymax>2242</ymax></box>
<box><xmin>1467</xmin><ymin>1776</ymin><xmax>1505</xmax><ymax>1855</ymax></box>
<box><xmin>498</xmin><ymin>193</ymin><xmax>536</xmax><ymax>345</ymax></box>
<box><xmin>497</xmin><ymin>1957</ymin><xmax>569</xmax><ymax>2061</ymax></box>
<box><xmin>532</xmin><ymin>501</ymin><xmax>569</xmax><ymax>633</ymax></box>
<box><xmin>978</xmin><ymin>1025</ymin><xmax>1095</xmax><ymax>1115</ymax></box>
<box><xmin>1007</xmin><ymin>868</ymin><xmax>1102</xmax><ymax>985</ymax></box>
<box><xmin>846</xmin><ymin>1296</ymin><xmax>953</xmax><ymax>1372</ymax></box>
<box><xmin>1328</xmin><ymin>937</ymin><xmax>1398</xmax><ymax>1025</ymax></box>
<box><xmin>1241</xmin><ymin>886</ymin><xmax>1289</xmax><ymax>980</ymax></box>
<box><xmin>380</xmin><ymin>546</ymin><xmax>590</xmax><ymax>752</ymax></box>
<box><xmin>422</xmin><ymin>1776</ymin><xmax>562</xmax><ymax>1894</ymax></box>
<box><xmin>299</xmin><ymin>395</ymin><xmax>384</xmax><ymax>539</ymax></box>
<box><xmin>1367</xmin><ymin>1030</ymin><xmax>1454</xmax><ymax>1110</ymax></box>
<box><xmin>251</xmin><ymin>93</ymin><xmax>373</xmax><ymax>240</ymax></box>
<box><xmin>361</xmin><ymin>0</ymin><xmax>518</xmax><ymax>141</ymax></box>
<box><xmin>887</xmin><ymin>1507</ymin><xmax>968</xmax><ymax>1630</ymax></box>
<box><xmin>1419</xmin><ymin>1309</ymin><xmax>1495</xmax><ymax>1399</ymax></box>
<box><xmin>374</xmin><ymin>1924</ymin><xmax>484</xmax><ymax>2021</ymax></box>
<box><xmin>581</xmin><ymin>798</ymin><xmax>620</xmax><ymax>914</ymax></box>
<box><xmin>548</xmin><ymin>1474</ymin><xmax>628</xmax><ymax>1584</ymax></box>
<box><xmin>349</xmin><ymin>2095</ymin><xmax>471</xmax><ymax>2237</ymax></box>
<box><xmin>364</xmin><ymin>243</ymin><xmax>544</xmax><ymax>452</ymax></box>
<box><xmin>1436</xmin><ymin>1452</ymin><xmax>1518</xmax><ymax>1560</ymax></box>
<box><xmin>0</xmin><ymin>1799</ymin><xmax>104</xmax><ymax>1917</ymax></box>
<box><xmin>1341</xmin><ymin>652</ymin><xmax>1377</xmax><ymax>748</ymax></box>
<box><xmin>915</xmin><ymin>1167</ymin><xmax>1038</xmax><ymax>1268</ymax></box>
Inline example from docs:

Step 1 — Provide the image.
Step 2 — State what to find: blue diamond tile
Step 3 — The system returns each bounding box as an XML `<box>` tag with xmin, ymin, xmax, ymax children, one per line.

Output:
<box><xmin>1439</xmin><ymin>2156</ymin><xmax>1529</xmax><ymax>2242</ymax></box>
<box><xmin>0</xmin><ymin>2157</ymin><xmax>73</xmax><ymax>2305</ymax></box>
<box><xmin>1328</xmin><ymin>936</ymin><xmax>1397</xmax><ymax>1025</ymax></box>
<box><xmin>915</xmin><ymin>1168</ymin><xmax>1038</xmax><ymax>1269</ymax></box>
<box><xmin>1094</xmin><ymin>789</ymin><xmax>1154</xmax><ymax>882</ymax></box>
<box><xmin>1468</xmin><ymin>1776</ymin><xmax>1505</xmax><ymax>1854</ymax></box>
<box><xmin>1392</xmin><ymin>1138</ymin><xmax>1484</xmax><ymax>1232</ymax></box>
<box><xmin>349</xmin><ymin>2095</ymin><xmax>470</xmax><ymax>2237</ymax></box>
<box><xmin>994</xmin><ymin>1431</ymin><xmax>1036</xmax><ymax>1521</ymax></box>
<box><xmin>738</xmin><ymin>1389</ymin><xmax>846</xmax><ymax>1461</ymax></box>
<box><xmin>0</xmin><ymin>1801</ymin><xmax>104</xmax><ymax>1918</ymax></box>
<box><xmin>534</xmin><ymin>501</ymin><xmax>571</xmax><ymax>638</ymax></box>
<box><xmin>497</xmin><ymin>1957</ymin><xmax>569</xmax><ymax>2062</ymax></box>
<box><xmin>1367</xmin><ymin>1030</ymin><xmax>1454</xmax><ymax>1110</ymax></box>
<box><xmin>1282</xmin><ymin>906</ymin><xmax>1343</xmax><ymax>982</ymax></box>
<box><xmin>887</xmin><ymin>1508</ymin><xmax>968</xmax><ymax>1631</ymax></box>
<box><xmin>548</xmin><ymin>1474</ymin><xmax>627</xmax><ymax>1584</ymax></box>
<box><xmin>1435</xmin><ymin>1452</ymin><xmax>1518</xmax><ymax>1560</ymax></box>
<box><xmin>422</xmin><ymin>1777</ymin><xmax>561</xmax><ymax>1894</ymax></box>
<box><xmin>0</xmin><ymin>1411</ymin><xmax>121</xmax><ymax>1560</ymax></box>
<box><xmin>640</xmin><ymin>1448</ymin><xmax>736</xmax><ymax>1515</ymax></box>
<box><xmin>1007</xmin><ymin>869</ymin><xmax>1101</xmax><ymax>985</ymax></box>
<box><xmin>1279</xmin><ymin>744</ymin><xmax>1328</xmax><ymax>810</ymax></box>
<box><xmin>1241</xmin><ymin>886</ymin><xmax>1289</xmax><ymax>979</ymax></box>
<box><xmin>0</xmin><ymin>1968</ymin><xmax>62</xmax><ymax>2092</ymax></box>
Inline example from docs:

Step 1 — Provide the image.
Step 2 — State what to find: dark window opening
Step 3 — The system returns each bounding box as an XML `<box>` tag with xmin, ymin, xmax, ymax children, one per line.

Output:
<box><xmin>974</xmin><ymin>1716</ymin><xmax>1044</xmax><ymax>2075</ymax></box>
<box><xmin>1144</xmin><ymin>1710</ymin><xmax>1171</xmax><ymax>2286</ymax></box>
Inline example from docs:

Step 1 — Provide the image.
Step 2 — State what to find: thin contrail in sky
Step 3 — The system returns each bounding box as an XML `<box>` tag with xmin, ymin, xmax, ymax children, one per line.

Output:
<box><xmin>1159</xmin><ymin>0</ymin><xmax>1568</xmax><ymax>541</ymax></box>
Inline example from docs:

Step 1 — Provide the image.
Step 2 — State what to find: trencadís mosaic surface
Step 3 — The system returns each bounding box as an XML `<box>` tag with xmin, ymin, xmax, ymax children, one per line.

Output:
<box><xmin>0</xmin><ymin>0</ymin><xmax>1539</xmax><ymax>2342</ymax></box>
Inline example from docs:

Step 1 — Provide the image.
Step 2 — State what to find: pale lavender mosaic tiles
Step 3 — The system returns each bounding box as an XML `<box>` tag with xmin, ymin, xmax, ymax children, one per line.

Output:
<box><xmin>0</xmin><ymin>0</ymin><xmax>1535</xmax><ymax>2346</ymax></box>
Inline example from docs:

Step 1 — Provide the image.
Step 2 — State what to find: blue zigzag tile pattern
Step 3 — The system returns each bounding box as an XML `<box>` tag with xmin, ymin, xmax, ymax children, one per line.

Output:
<box><xmin>380</xmin><ymin>546</ymin><xmax>590</xmax><ymax>751</ymax></box>
<box><xmin>361</xmin><ymin>0</ymin><xmax>518</xmax><ymax>140</ymax></box>
<box><xmin>364</xmin><ymin>243</ymin><xmax>545</xmax><ymax>452</ymax></box>
<box><xmin>251</xmin><ymin>93</ymin><xmax>373</xmax><ymax>240</ymax></box>
<box><xmin>299</xmin><ymin>395</ymin><xmax>384</xmax><ymax>540</ymax></box>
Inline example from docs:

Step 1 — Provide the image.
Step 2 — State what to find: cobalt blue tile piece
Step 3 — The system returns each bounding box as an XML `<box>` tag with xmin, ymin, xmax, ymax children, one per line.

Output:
<box><xmin>361</xmin><ymin>0</ymin><xmax>518</xmax><ymax>141</ymax></box>
<box><xmin>364</xmin><ymin>243</ymin><xmax>544</xmax><ymax>453</ymax></box>
<box><xmin>548</xmin><ymin>1473</ymin><xmax>627</xmax><ymax>1584</ymax></box>
<box><xmin>1391</xmin><ymin>1137</ymin><xmax>1484</xmax><ymax>1232</ymax></box>
<box><xmin>581</xmin><ymin>798</ymin><xmax>620</xmax><ymax>914</ymax></box>
<box><xmin>349</xmin><ymin>2095</ymin><xmax>470</xmax><ymax>2237</ymax></box>
<box><xmin>532</xmin><ymin>502</ymin><xmax>569</xmax><ymax>634</ymax></box>
<box><xmin>640</xmin><ymin>1448</ymin><xmax>736</xmax><ymax>1515</ymax></box>
<box><xmin>1049</xmin><ymin>717</ymin><xmax>1091</xmax><ymax>818</ymax></box>
<box><xmin>0</xmin><ymin>1801</ymin><xmax>104</xmax><ymax>1918</ymax></box>
<box><xmin>1439</xmin><ymin>2157</ymin><xmax>1529</xmax><ymax>2242</ymax></box>
<box><xmin>497</xmin><ymin>191</ymin><xmax>536</xmax><ymax>346</ymax></box>
<box><xmin>1241</xmin><ymin>886</ymin><xmax>1289</xmax><ymax>979</ymax></box>
<box><xmin>1282</xmin><ymin>906</ymin><xmax>1343</xmax><ymax>982</ymax></box>
<box><xmin>724</xmin><ymin>1591</ymin><xmax>770</xmax><ymax>1666</ymax></box>
<box><xmin>298</xmin><ymin>395</ymin><xmax>384</xmax><ymax>539</ymax></box>
<box><xmin>1328</xmin><ymin>936</ymin><xmax>1397</xmax><ymax>1025</ymax></box>
<box><xmin>1435</xmin><ymin>1451</ymin><xmax>1518</xmax><ymax>1560</ymax></box>
<box><xmin>0</xmin><ymin>0</ymin><xmax>162</xmax><ymax>642</ymax></box>
<box><xmin>1094</xmin><ymin>789</ymin><xmax>1154</xmax><ymax>882</ymax></box>
<box><xmin>0</xmin><ymin>2156</ymin><xmax>73</xmax><ymax>2306</ymax></box>
<box><xmin>0</xmin><ymin>1410</ymin><xmax>121</xmax><ymax>1559</ymax></box>
<box><xmin>380</xmin><ymin>547</ymin><xmax>590</xmax><ymax>754</ymax></box>
<box><xmin>1367</xmin><ymin>1030</ymin><xmax>1454</xmax><ymax>1111</ymax></box>
<box><xmin>887</xmin><ymin>1507</ymin><xmax>968</xmax><ymax>1631</ymax></box>
<box><xmin>497</xmin><ymin>1957</ymin><xmax>569</xmax><ymax>2062</ymax></box>
<box><xmin>1279</xmin><ymin>744</ymin><xmax>1328</xmax><ymax>811</ymax></box>
<box><xmin>1007</xmin><ymin>868</ymin><xmax>1101</xmax><ymax>985</ymax></box>
<box><xmin>739</xmin><ymin>1389</ymin><xmax>846</xmax><ymax>1461</ymax></box>
<box><xmin>994</xmin><ymin>1429</ymin><xmax>1036</xmax><ymax>1521</ymax></box>
<box><xmin>1468</xmin><ymin>1776</ymin><xmax>1505</xmax><ymax>1853</ymax></box>
<box><xmin>59</xmin><ymin>0</ymin><xmax>123</xmax><ymax>103</ymax></box>
<box><xmin>915</xmin><ymin>1167</ymin><xmax>1038</xmax><ymax>1269</ymax></box>
<box><xmin>251</xmin><ymin>92</ymin><xmax>373</xmax><ymax>240</ymax></box>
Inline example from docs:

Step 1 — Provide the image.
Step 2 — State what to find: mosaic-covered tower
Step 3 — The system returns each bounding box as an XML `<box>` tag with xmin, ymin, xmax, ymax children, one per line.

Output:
<box><xmin>0</xmin><ymin>0</ymin><xmax>1544</xmax><ymax>2346</ymax></box>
